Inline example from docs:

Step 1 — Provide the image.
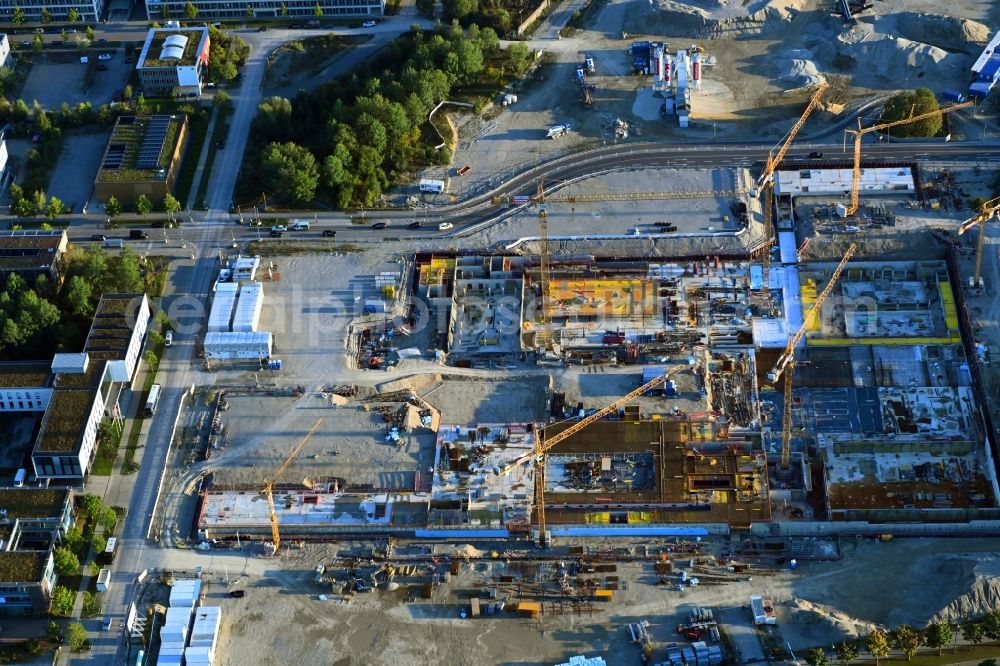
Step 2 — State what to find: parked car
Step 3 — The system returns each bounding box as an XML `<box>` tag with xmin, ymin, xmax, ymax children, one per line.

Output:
<box><xmin>129</xmin><ymin>229</ymin><xmax>148</xmax><ymax>240</ymax></box>
<box><xmin>228</xmin><ymin>590</ymin><xmax>246</xmax><ymax>598</ymax></box>
<box><xmin>165</xmin><ymin>331</ymin><xmax>173</xmax><ymax>347</ymax></box>
<box><xmin>371</xmin><ymin>222</ymin><xmax>387</xmax><ymax>230</ymax></box>
<box><xmin>438</xmin><ymin>222</ymin><xmax>453</xmax><ymax>231</ymax></box>
<box><xmin>322</xmin><ymin>229</ymin><xmax>336</xmax><ymax>237</ymax></box>
<box><xmin>269</xmin><ymin>229</ymin><xmax>283</xmax><ymax>237</ymax></box>
<box><xmin>808</xmin><ymin>151</ymin><xmax>823</xmax><ymax>158</ymax></box>
<box><xmin>98</xmin><ymin>53</ymin><xmax>112</xmax><ymax>61</ymax></box>
<box><xmin>407</xmin><ymin>221</ymin><xmax>421</xmax><ymax>229</ymax></box>
<box><xmin>102</xmin><ymin>617</ymin><xmax>113</xmax><ymax>631</ymax></box>
<box><xmin>362</xmin><ymin>20</ymin><xmax>377</xmax><ymax>27</ymax></box>
<box><xmin>91</xmin><ymin>234</ymin><xmax>107</xmax><ymax>241</ymax></box>
<box><xmin>97</xmin><ymin>38</ymin><xmax>109</xmax><ymax>43</ymax></box>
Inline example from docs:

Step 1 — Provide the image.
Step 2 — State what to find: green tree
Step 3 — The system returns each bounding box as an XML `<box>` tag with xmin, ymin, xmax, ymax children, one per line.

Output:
<box><xmin>64</xmin><ymin>276</ymin><xmax>93</xmax><ymax>318</ymax></box>
<box><xmin>314</xmin><ymin>2</ymin><xmax>322</xmax><ymax>14</ymax></box>
<box><xmin>880</xmin><ymin>88</ymin><xmax>943</xmax><ymax>138</ymax></box>
<box><xmin>47</xmin><ymin>620</ymin><xmax>64</xmax><ymax>643</ymax></box>
<box><xmin>79</xmin><ymin>493</ymin><xmax>104</xmax><ymax>520</ymax></box>
<box><xmin>835</xmin><ymin>640</ymin><xmax>858</xmax><ymax>666</ymax></box>
<box><xmin>65</xmin><ymin>621</ymin><xmax>87</xmax><ymax>651</ymax></box>
<box><xmin>64</xmin><ymin>526</ymin><xmax>84</xmax><ymax>553</ymax></box>
<box><xmin>924</xmin><ymin>622</ymin><xmax>952</xmax><ymax>655</ymax></box>
<box><xmin>85</xmin><ymin>26</ymin><xmax>94</xmax><ymax>41</ymax></box>
<box><xmin>163</xmin><ymin>193</ymin><xmax>181</xmax><ymax>217</ymax></box>
<box><xmin>12</xmin><ymin>6</ymin><xmax>25</xmax><ymax>24</ymax></box>
<box><xmin>61</xmin><ymin>28</ymin><xmax>68</xmax><ymax>41</ymax></box>
<box><xmin>892</xmin><ymin>625</ymin><xmax>923</xmax><ymax>661</ymax></box>
<box><xmin>32</xmin><ymin>32</ymin><xmax>43</xmax><ymax>51</ymax></box>
<box><xmin>108</xmin><ymin>248</ymin><xmax>143</xmax><ymax>292</ymax></box>
<box><xmin>866</xmin><ymin>630</ymin><xmax>890</xmax><ymax>666</ymax></box>
<box><xmin>160</xmin><ymin>3</ymin><xmax>171</xmax><ymax>18</ymax></box>
<box><xmin>82</xmin><ymin>591</ymin><xmax>101</xmax><ymax>617</ymax></box>
<box><xmin>963</xmin><ymin>620</ymin><xmax>985</xmax><ymax>645</ymax></box>
<box><xmin>46</xmin><ymin>196</ymin><xmax>64</xmax><ymax>219</ymax></box>
<box><xmin>261</xmin><ymin>142</ymin><xmax>319</xmax><ymax>204</ymax></box>
<box><xmin>144</xmin><ymin>349</ymin><xmax>159</xmax><ymax>372</ymax></box>
<box><xmin>213</xmin><ymin>89</ymin><xmax>231</xmax><ymax>110</ymax></box>
<box><xmin>805</xmin><ymin>647</ymin><xmax>828</xmax><ymax>666</ymax></box>
<box><xmin>123</xmin><ymin>84</ymin><xmax>133</xmax><ymax>101</ymax></box>
<box><xmin>67</xmin><ymin>7</ymin><xmax>79</xmax><ymax>21</ymax></box>
<box><xmin>50</xmin><ymin>585</ymin><xmax>75</xmax><ymax>616</ymax></box>
<box><xmin>53</xmin><ymin>546</ymin><xmax>79</xmax><ymax>575</ymax></box>
<box><xmin>135</xmin><ymin>193</ymin><xmax>152</xmax><ymax>215</ymax></box>
<box><xmin>280</xmin><ymin>1</ymin><xmax>288</xmax><ymax>14</ymax></box>
<box><xmin>105</xmin><ymin>196</ymin><xmax>121</xmax><ymax>219</ymax></box>
<box><xmin>40</xmin><ymin>7</ymin><xmax>51</xmax><ymax>23</ymax></box>
<box><xmin>92</xmin><ymin>535</ymin><xmax>107</xmax><ymax>555</ymax></box>
<box><xmin>100</xmin><ymin>506</ymin><xmax>117</xmax><ymax>534</ymax></box>
<box><xmin>184</xmin><ymin>1</ymin><xmax>198</xmax><ymax>18</ymax></box>
<box><xmin>984</xmin><ymin>610</ymin><xmax>1000</xmax><ymax>643</ymax></box>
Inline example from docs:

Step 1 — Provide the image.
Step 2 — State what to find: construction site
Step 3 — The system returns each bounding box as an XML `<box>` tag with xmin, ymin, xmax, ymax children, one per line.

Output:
<box><xmin>140</xmin><ymin>25</ymin><xmax>1000</xmax><ymax>665</ymax></box>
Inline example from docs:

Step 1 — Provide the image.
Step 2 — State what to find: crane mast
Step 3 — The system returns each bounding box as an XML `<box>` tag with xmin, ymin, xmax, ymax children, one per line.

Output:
<box><xmin>845</xmin><ymin>101</ymin><xmax>973</xmax><ymax>216</ymax></box>
<box><xmin>958</xmin><ymin>196</ymin><xmax>1000</xmax><ymax>289</ymax></box>
<box><xmin>265</xmin><ymin>418</ymin><xmax>323</xmax><ymax>553</ymax></box>
<box><xmin>768</xmin><ymin>244</ymin><xmax>857</xmax><ymax>468</ymax></box>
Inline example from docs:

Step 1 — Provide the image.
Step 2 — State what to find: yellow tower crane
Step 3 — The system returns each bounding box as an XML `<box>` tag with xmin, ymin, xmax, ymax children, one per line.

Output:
<box><xmin>844</xmin><ymin>100</ymin><xmax>974</xmax><ymax>217</ymax></box>
<box><xmin>767</xmin><ymin>243</ymin><xmax>856</xmax><ymax>468</ymax></box>
<box><xmin>958</xmin><ymin>196</ymin><xmax>1000</xmax><ymax>289</ymax></box>
<box><xmin>264</xmin><ymin>418</ymin><xmax>323</xmax><ymax>554</ymax></box>
<box><xmin>497</xmin><ymin>364</ymin><xmax>690</xmax><ymax>546</ymax></box>
<box><xmin>752</xmin><ymin>82</ymin><xmax>829</xmax><ymax>304</ymax></box>
<box><xmin>536</xmin><ymin>179</ymin><xmax>553</xmax><ymax>352</ymax></box>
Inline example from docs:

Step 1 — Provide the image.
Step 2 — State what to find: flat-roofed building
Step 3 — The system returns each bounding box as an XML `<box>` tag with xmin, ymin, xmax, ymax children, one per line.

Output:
<box><xmin>136</xmin><ymin>27</ymin><xmax>210</xmax><ymax>97</ymax></box>
<box><xmin>144</xmin><ymin>0</ymin><xmax>383</xmax><ymax>20</ymax></box>
<box><xmin>0</xmin><ymin>362</ymin><xmax>53</xmax><ymax>412</ymax></box>
<box><xmin>0</xmin><ymin>230</ymin><xmax>68</xmax><ymax>283</ymax></box>
<box><xmin>0</xmin><ymin>0</ymin><xmax>104</xmax><ymax>23</ymax></box>
<box><xmin>95</xmin><ymin>115</ymin><xmax>189</xmax><ymax>204</ymax></box>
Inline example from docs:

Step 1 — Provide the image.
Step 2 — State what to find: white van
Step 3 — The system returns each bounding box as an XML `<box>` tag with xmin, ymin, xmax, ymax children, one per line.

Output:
<box><xmin>419</xmin><ymin>179</ymin><xmax>448</xmax><ymax>194</ymax></box>
<box><xmin>165</xmin><ymin>331</ymin><xmax>173</xmax><ymax>347</ymax></box>
<box><xmin>290</xmin><ymin>220</ymin><xmax>310</xmax><ymax>231</ymax></box>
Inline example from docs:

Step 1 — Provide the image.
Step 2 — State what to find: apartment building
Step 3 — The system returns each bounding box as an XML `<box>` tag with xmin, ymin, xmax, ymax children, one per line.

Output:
<box><xmin>144</xmin><ymin>0</ymin><xmax>382</xmax><ymax>20</ymax></box>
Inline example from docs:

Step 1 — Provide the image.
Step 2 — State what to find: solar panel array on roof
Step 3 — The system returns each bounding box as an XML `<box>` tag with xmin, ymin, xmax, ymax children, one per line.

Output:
<box><xmin>136</xmin><ymin>116</ymin><xmax>172</xmax><ymax>170</ymax></box>
<box><xmin>102</xmin><ymin>143</ymin><xmax>127</xmax><ymax>170</ymax></box>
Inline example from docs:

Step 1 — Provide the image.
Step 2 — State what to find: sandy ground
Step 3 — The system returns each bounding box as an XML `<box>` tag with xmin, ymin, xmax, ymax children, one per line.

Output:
<box><xmin>421</xmin><ymin>0</ymin><xmax>998</xmax><ymax>203</ymax></box>
<box><xmin>204</xmin><ymin>537</ymin><xmax>1000</xmax><ymax>666</ymax></box>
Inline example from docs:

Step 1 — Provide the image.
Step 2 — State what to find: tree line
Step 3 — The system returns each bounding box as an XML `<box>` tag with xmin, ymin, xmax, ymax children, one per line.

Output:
<box><xmin>240</xmin><ymin>23</ymin><xmax>533</xmax><ymax>209</ymax></box>
<box><xmin>805</xmin><ymin>611</ymin><xmax>1000</xmax><ymax>666</ymax></box>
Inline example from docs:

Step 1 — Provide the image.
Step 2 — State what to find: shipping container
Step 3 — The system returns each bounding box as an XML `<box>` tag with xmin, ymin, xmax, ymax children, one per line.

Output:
<box><xmin>203</xmin><ymin>332</ymin><xmax>273</xmax><ymax>360</ymax></box>
<box><xmin>208</xmin><ymin>282</ymin><xmax>239</xmax><ymax>332</ymax></box>
<box><xmin>232</xmin><ymin>282</ymin><xmax>264</xmax><ymax>332</ymax></box>
<box><xmin>517</xmin><ymin>601</ymin><xmax>540</xmax><ymax>617</ymax></box>
<box><xmin>232</xmin><ymin>255</ymin><xmax>260</xmax><ymax>281</ymax></box>
<box><xmin>419</xmin><ymin>178</ymin><xmax>448</xmax><ymax>194</ymax></box>
<box><xmin>593</xmin><ymin>589</ymin><xmax>614</xmax><ymax>600</ymax></box>
<box><xmin>170</xmin><ymin>579</ymin><xmax>203</xmax><ymax>607</ymax></box>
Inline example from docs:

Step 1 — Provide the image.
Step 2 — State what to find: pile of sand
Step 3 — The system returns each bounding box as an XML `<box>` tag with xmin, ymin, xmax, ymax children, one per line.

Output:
<box><xmin>935</xmin><ymin>556</ymin><xmax>1000</xmax><ymax>622</ymax></box>
<box><xmin>623</xmin><ymin>0</ymin><xmax>807</xmax><ymax>39</ymax></box>
<box><xmin>777</xmin><ymin>49</ymin><xmax>826</xmax><ymax>89</ymax></box>
<box><xmin>896</xmin><ymin>12</ymin><xmax>991</xmax><ymax>53</ymax></box>
<box><xmin>839</xmin><ymin>36</ymin><xmax>965</xmax><ymax>86</ymax></box>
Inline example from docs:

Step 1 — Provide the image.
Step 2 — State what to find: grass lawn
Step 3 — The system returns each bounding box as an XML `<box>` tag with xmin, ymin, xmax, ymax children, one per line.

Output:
<box><xmin>173</xmin><ymin>111</ymin><xmax>211</xmax><ymax>208</ymax></box>
<box><xmin>264</xmin><ymin>35</ymin><xmax>365</xmax><ymax>87</ymax></box>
